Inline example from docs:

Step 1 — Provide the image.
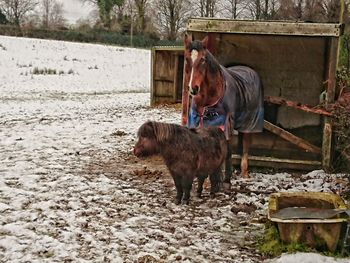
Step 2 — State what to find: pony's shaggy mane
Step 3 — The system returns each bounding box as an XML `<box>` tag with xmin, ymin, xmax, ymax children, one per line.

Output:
<box><xmin>138</xmin><ymin>121</ymin><xmax>181</xmax><ymax>143</ymax></box>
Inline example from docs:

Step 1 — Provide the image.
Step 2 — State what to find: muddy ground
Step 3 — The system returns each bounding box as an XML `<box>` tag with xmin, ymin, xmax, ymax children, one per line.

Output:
<box><xmin>1</xmin><ymin>91</ymin><xmax>349</xmax><ymax>263</ymax></box>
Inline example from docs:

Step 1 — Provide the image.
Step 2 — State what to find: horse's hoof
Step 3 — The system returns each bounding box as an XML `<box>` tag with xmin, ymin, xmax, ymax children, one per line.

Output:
<box><xmin>210</xmin><ymin>193</ymin><xmax>216</xmax><ymax>199</ymax></box>
<box><xmin>241</xmin><ymin>174</ymin><xmax>251</xmax><ymax>180</ymax></box>
<box><xmin>196</xmin><ymin>192</ymin><xmax>202</xmax><ymax>198</ymax></box>
<box><xmin>241</xmin><ymin>173</ymin><xmax>251</xmax><ymax>179</ymax></box>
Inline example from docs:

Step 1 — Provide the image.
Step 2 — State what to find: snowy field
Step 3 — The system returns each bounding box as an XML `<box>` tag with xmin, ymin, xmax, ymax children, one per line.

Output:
<box><xmin>0</xmin><ymin>35</ymin><xmax>349</xmax><ymax>263</ymax></box>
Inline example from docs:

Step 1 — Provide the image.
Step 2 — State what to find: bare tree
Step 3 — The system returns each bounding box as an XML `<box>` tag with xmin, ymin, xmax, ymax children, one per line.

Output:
<box><xmin>319</xmin><ymin>0</ymin><xmax>341</xmax><ymax>22</ymax></box>
<box><xmin>302</xmin><ymin>0</ymin><xmax>324</xmax><ymax>21</ymax></box>
<box><xmin>0</xmin><ymin>0</ymin><xmax>38</xmax><ymax>26</ymax></box>
<box><xmin>246</xmin><ymin>0</ymin><xmax>262</xmax><ymax>19</ymax></box>
<box><xmin>42</xmin><ymin>0</ymin><xmax>51</xmax><ymax>27</ymax></box>
<box><xmin>264</xmin><ymin>0</ymin><xmax>278</xmax><ymax>18</ymax></box>
<box><xmin>222</xmin><ymin>0</ymin><xmax>249</xmax><ymax>19</ymax></box>
<box><xmin>134</xmin><ymin>0</ymin><xmax>148</xmax><ymax>33</ymax></box>
<box><xmin>0</xmin><ymin>8</ymin><xmax>8</xmax><ymax>23</ymax></box>
<box><xmin>191</xmin><ymin>0</ymin><xmax>220</xmax><ymax>17</ymax></box>
<box><xmin>153</xmin><ymin>0</ymin><xmax>190</xmax><ymax>40</ymax></box>
<box><xmin>276</xmin><ymin>0</ymin><xmax>298</xmax><ymax>19</ymax></box>
<box><xmin>50</xmin><ymin>1</ymin><xmax>65</xmax><ymax>28</ymax></box>
<box><xmin>295</xmin><ymin>0</ymin><xmax>304</xmax><ymax>19</ymax></box>
<box><xmin>274</xmin><ymin>0</ymin><xmax>347</xmax><ymax>22</ymax></box>
<box><xmin>41</xmin><ymin>0</ymin><xmax>65</xmax><ymax>28</ymax></box>
<box><xmin>246</xmin><ymin>0</ymin><xmax>278</xmax><ymax>19</ymax></box>
<box><xmin>80</xmin><ymin>0</ymin><xmax>124</xmax><ymax>28</ymax></box>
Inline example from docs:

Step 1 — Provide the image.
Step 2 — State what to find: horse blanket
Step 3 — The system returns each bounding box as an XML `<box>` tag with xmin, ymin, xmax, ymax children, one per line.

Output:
<box><xmin>188</xmin><ymin>65</ymin><xmax>264</xmax><ymax>139</ymax></box>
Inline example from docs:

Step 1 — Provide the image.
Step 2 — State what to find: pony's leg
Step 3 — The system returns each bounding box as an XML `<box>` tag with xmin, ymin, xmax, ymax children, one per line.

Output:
<box><xmin>223</xmin><ymin>138</ymin><xmax>233</xmax><ymax>189</ymax></box>
<box><xmin>240</xmin><ymin>133</ymin><xmax>252</xmax><ymax>178</ymax></box>
<box><xmin>196</xmin><ymin>175</ymin><xmax>206</xmax><ymax>198</ymax></box>
<box><xmin>182</xmin><ymin>176</ymin><xmax>194</xmax><ymax>205</ymax></box>
<box><xmin>209</xmin><ymin>169</ymin><xmax>221</xmax><ymax>197</ymax></box>
<box><xmin>172</xmin><ymin>175</ymin><xmax>183</xmax><ymax>205</ymax></box>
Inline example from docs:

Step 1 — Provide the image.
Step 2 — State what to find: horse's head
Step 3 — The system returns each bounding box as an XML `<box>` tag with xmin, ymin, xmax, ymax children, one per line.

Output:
<box><xmin>184</xmin><ymin>35</ymin><xmax>223</xmax><ymax>107</ymax></box>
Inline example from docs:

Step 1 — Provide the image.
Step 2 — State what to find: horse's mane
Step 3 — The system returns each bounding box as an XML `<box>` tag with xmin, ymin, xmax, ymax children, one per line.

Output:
<box><xmin>139</xmin><ymin>121</ymin><xmax>181</xmax><ymax>143</ymax></box>
<box><xmin>189</xmin><ymin>40</ymin><xmax>221</xmax><ymax>75</ymax></box>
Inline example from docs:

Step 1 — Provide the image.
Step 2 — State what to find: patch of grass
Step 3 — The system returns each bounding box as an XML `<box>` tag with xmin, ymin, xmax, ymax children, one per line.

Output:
<box><xmin>259</xmin><ymin>222</ymin><xmax>285</xmax><ymax>257</ymax></box>
<box><xmin>17</xmin><ymin>62</ymin><xmax>32</xmax><ymax>68</ymax></box>
<box><xmin>257</xmin><ymin>222</ymin><xmax>343</xmax><ymax>258</ymax></box>
<box><xmin>88</xmin><ymin>65</ymin><xmax>98</xmax><ymax>70</ymax></box>
<box><xmin>32</xmin><ymin>67</ymin><xmax>57</xmax><ymax>75</ymax></box>
<box><xmin>31</xmin><ymin>67</ymin><xmax>75</xmax><ymax>75</ymax></box>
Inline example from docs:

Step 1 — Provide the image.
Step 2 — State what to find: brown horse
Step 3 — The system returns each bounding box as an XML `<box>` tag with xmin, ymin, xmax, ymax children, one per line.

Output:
<box><xmin>183</xmin><ymin>35</ymin><xmax>264</xmax><ymax>182</ymax></box>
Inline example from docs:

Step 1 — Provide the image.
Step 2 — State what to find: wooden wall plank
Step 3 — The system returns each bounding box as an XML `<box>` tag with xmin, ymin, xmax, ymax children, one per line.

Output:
<box><xmin>188</xmin><ymin>18</ymin><xmax>343</xmax><ymax>37</ymax></box>
<box><xmin>322</xmin><ymin>37</ymin><xmax>339</xmax><ymax>170</ymax></box>
<box><xmin>264</xmin><ymin>121</ymin><xmax>322</xmax><ymax>154</ymax></box>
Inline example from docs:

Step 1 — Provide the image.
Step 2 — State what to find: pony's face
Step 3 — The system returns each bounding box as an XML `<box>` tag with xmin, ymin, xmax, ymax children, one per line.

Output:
<box><xmin>184</xmin><ymin>35</ymin><xmax>209</xmax><ymax>97</ymax></box>
<box><xmin>134</xmin><ymin>122</ymin><xmax>160</xmax><ymax>157</ymax></box>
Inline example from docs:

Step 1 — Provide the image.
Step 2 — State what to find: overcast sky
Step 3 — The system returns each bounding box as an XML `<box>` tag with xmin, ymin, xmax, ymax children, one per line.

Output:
<box><xmin>56</xmin><ymin>0</ymin><xmax>95</xmax><ymax>24</ymax></box>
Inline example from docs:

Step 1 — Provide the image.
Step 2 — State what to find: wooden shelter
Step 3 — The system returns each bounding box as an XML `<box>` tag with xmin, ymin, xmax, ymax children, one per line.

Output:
<box><xmin>151</xmin><ymin>46</ymin><xmax>184</xmax><ymax>105</ymax></box>
<box><xmin>151</xmin><ymin>18</ymin><xmax>344</xmax><ymax>171</ymax></box>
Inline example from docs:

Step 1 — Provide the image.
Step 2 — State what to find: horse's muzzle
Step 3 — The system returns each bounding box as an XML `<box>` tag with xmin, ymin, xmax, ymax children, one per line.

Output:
<box><xmin>189</xmin><ymin>85</ymin><xmax>200</xmax><ymax>96</ymax></box>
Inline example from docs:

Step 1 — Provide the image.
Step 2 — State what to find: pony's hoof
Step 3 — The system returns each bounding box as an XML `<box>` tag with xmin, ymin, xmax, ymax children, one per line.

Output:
<box><xmin>174</xmin><ymin>198</ymin><xmax>182</xmax><ymax>205</ymax></box>
<box><xmin>196</xmin><ymin>192</ymin><xmax>202</xmax><ymax>198</ymax></box>
<box><xmin>222</xmin><ymin>182</ymin><xmax>231</xmax><ymax>191</ymax></box>
<box><xmin>211</xmin><ymin>185</ymin><xmax>220</xmax><ymax>193</ymax></box>
<box><xmin>182</xmin><ymin>199</ymin><xmax>190</xmax><ymax>205</ymax></box>
<box><xmin>210</xmin><ymin>193</ymin><xmax>216</xmax><ymax>199</ymax></box>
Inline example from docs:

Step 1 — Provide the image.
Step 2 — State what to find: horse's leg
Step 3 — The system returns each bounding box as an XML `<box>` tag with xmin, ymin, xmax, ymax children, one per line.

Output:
<box><xmin>223</xmin><ymin>137</ymin><xmax>233</xmax><ymax>189</ymax></box>
<box><xmin>182</xmin><ymin>176</ymin><xmax>194</xmax><ymax>205</ymax></box>
<box><xmin>240</xmin><ymin>133</ymin><xmax>251</xmax><ymax>178</ymax></box>
<box><xmin>197</xmin><ymin>106</ymin><xmax>205</xmax><ymax>127</ymax></box>
<box><xmin>172</xmin><ymin>175</ymin><xmax>183</xmax><ymax>205</ymax></box>
<box><xmin>196</xmin><ymin>175</ymin><xmax>205</xmax><ymax>198</ymax></box>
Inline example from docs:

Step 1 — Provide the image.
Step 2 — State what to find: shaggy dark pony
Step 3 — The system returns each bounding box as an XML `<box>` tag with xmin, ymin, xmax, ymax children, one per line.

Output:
<box><xmin>134</xmin><ymin>121</ymin><xmax>227</xmax><ymax>205</ymax></box>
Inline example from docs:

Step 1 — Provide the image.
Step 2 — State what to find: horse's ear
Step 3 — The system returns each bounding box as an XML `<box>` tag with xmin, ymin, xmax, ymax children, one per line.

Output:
<box><xmin>202</xmin><ymin>35</ymin><xmax>209</xmax><ymax>49</ymax></box>
<box><xmin>184</xmin><ymin>33</ymin><xmax>192</xmax><ymax>49</ymax></box>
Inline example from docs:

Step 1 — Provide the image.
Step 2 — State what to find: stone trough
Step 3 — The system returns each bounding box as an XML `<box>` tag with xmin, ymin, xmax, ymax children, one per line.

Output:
<box><xmin>268</xmin><ymin>192</ymin><xmax>350</xmax><ymax>252</ymax></box>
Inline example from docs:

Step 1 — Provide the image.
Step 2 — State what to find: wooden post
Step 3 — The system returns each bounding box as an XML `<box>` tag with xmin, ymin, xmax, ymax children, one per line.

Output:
<box><xmin>322</xmin><ymin>10</ymin><xmax>344</xmax><ymax>170</ymax></box>
<box><xmin>173</xmin><ymin>54</ymin><xmax>179</xmax><ymax>102</ymax></box>
<box><xmin>340</xmin><ymin>0</ymin><xmax>345</xmax><ymax>24</ymax></box>
<box><xmin>322</xmin><ymin>37</ymin><xmax>339</xmax><ymax>171</ymax></box>
<box><xmin>150</xmin><ymin>48</ymin><xmax>156</xmax><ymax>106</ymax></box>
<box><xmin>181</xmin><ymin>34</ymin><xmax>191</xmax><ymax>126</ymax></box>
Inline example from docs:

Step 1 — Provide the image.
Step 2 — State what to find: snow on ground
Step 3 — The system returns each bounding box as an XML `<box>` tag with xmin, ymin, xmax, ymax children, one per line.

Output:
<box><xmin>0</xmin><ymin>35</ymin><xmax>149</xmax><ymax>96</ymax></box>
<box><xmin>0</xmin><ymin>35</ymin><xmax>349</xmax><ymax>263</ymax></box>
<box><xmin>265</xmin><ymin>252</ymin><xmax>350</xmax><ymax>263</ymax></box>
